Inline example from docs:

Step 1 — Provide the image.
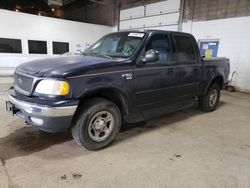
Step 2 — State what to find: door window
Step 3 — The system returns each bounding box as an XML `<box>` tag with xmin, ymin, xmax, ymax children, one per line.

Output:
<box><xmin>173</xmin><ymin>34</ymin><xmax>196</xmax><ymax>63</ymax></box>
<box><xmin>28</xmin><ymin>40</ymin><xmax>47</xmax><ymax>54</ymax></box>
<box><xmin>146</xmin><ymin>34</ymin><xmax>171</xmax><ymax>63</ymax></box>
<box><xmin>53</xmin><ymin>42</ymin><xmax>69</xmax><ymax>54</ymax></box>
<box><xmin>0</xmin><ymin>38</ymin><xmax>22</xmax><ymax>53</ymax></box>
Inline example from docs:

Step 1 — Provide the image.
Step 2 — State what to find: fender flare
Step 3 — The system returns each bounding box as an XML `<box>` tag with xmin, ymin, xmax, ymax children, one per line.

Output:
<box><xmin>78</xmin><ymin>84</ymin><xmax>131</xmax><ymax>114</ymax></box>
<box><xmin>204</xmin><ymin>75</ymin><xmax>224</xmax><ymax>94</ymax></box>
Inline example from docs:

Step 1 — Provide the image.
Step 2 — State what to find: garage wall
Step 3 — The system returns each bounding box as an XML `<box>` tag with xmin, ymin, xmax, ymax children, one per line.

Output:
<box><xmin>61</xmin><ymin>2</ymin><xmax>116</xmax><ymax>26</ymax></box>
<box><xmin>119</xmin><ymin>0</ymin><xmax>181</xmax><ymax>31</ymax></box>
<box><xmin>182</xmin><ymin>16</ymin><xmax>250</xmax><ymax>92</ymax></box>
<box><xmin>0</xmin><ymin>9</ymin><xmax>112</xmax><ymax>75</ymax></box>
<box><xmin>183</xmin><ymin>0</ymin><xmax>250</xmax><ymax>22</ymax></box>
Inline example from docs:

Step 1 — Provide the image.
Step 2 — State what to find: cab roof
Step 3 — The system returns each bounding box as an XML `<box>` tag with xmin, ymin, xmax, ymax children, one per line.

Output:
<box><xmin>114</xmin><ymin>29</ymin><xmax>193</xmax><ymax>36</ymax></box>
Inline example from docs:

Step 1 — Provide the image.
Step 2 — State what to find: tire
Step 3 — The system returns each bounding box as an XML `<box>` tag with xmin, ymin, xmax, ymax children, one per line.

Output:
<box><xmin>198</xmin><ymin>83</ymin><xmax>220</xmax><ymax>112</ymax></box>
<box><xmin>71</xmin><ymin>98</ymin><xmax>121</xmax><ymax>150</ymax></box>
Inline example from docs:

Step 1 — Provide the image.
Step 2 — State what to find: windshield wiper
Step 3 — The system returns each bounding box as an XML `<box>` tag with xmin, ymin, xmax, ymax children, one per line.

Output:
<box><xmin>83</xmin><ymin>52</ymin><xmax>113</xmax><ymax>59</ymax></box>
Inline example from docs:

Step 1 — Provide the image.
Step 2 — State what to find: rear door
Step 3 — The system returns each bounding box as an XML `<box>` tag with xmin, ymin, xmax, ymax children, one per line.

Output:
<box><xmin>133</xmin><ymin>32</ymin><xmax>180</xmax><ymax>110</ymax></box>
<box><xmin>171</xmin><ymin>33</ymin><xmax>202</xmax><ymax>99</ymax></box>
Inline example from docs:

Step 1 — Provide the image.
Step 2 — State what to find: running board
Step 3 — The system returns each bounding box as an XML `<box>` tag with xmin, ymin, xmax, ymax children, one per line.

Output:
<box><xmin>142</xmin><ymin>99</ymin><xmax>195</xmax><ymax>121</ymax></box>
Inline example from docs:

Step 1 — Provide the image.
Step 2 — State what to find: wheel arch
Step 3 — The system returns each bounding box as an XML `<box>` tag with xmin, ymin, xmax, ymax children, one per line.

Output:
<box><xmin>78</xmin><ymin>86</ymin><xmax>130</xmax><ymax>115</ymax></box>
<box><xmin>205</xmin><ymin>75</ymin><xmax>224</xmax><ymax>94</ymax></box>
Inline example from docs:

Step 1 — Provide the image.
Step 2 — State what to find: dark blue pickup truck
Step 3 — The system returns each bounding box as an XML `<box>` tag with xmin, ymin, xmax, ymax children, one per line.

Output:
<box><xmin>6</xmin><ymin>30</ymin><xmax>230</xmax><ymax>150</ymax></box>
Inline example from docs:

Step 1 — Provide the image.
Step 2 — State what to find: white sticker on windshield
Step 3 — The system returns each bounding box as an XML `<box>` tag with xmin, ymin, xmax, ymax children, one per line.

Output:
<box><xmin>128</xmin><ymin>33</ymin><xmax>145</xmax><ymax>38</ymax></box>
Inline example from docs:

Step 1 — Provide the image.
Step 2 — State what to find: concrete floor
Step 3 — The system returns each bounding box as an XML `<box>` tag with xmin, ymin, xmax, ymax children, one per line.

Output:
<box><xmin>0</xmin><ymin>86</ymin><xmax>250</xmax><ymax>187</ymax></box>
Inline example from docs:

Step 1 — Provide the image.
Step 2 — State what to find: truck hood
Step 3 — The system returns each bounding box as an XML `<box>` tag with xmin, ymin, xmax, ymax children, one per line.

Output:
<box><xmin>16</xmin><ymin>55</ymin><xmax>124</xmax><ymax>78</ymax></box>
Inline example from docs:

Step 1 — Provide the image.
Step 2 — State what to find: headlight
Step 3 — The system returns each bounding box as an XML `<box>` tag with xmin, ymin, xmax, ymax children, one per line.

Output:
<box><xmin>35</xmin><ymin>79</ymin><xmax>70</xmax><ymax>96</ymax></box>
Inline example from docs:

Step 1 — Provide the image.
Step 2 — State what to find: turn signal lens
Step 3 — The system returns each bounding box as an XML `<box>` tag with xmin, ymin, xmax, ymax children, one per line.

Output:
<box><xmin>59</xmin><ymin>81</ymin><xmax>69</xmax><ymax>95</ymax></box>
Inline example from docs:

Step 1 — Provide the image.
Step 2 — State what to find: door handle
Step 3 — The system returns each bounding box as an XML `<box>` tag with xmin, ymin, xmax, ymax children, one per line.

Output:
<box><xmin>193</xmin><ymin>67</ymin><xmax>199</xmax><ymax>72</ymax></box>
<box><xmin>166</xmin><ymin>68</ymin><xmax>174</xmax><ymax>73</ymax></box>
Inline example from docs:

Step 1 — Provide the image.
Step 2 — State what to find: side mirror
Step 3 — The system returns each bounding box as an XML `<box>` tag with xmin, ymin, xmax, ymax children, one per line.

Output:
<box><xmin>141</xmin><ymin>49</ymin><xmax>160</xmax><ymax>64</ymax></box>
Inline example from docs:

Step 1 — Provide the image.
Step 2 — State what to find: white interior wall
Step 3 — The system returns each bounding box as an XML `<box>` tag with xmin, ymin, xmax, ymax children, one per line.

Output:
<box><xmin>0</xmin><ymin>9</ymin><xmax>112</xmax><ymax>75</ymax></box>
<box><xmin>182</xmin><ymin>16</ymin><xmax>250</xmax><ymax>92</ymax></box>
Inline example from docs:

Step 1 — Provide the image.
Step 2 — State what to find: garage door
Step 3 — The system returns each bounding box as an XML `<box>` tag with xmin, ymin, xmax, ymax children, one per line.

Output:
<box><xmin>119</xmin><ymin>0</ymin><xmax>181</xmax><ymax>31</ymax></box>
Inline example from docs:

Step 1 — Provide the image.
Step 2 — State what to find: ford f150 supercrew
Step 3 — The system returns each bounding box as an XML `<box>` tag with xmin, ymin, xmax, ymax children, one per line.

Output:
<box><xmin>6</xmin><ymin>30</ymin><xmax>230</xmax><ymax>150</ymax></box>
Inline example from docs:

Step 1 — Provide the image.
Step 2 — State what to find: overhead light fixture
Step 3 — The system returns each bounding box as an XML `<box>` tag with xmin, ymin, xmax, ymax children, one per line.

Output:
<box><xmin>51</xmin><ymin>8</ymin><xmax>55</xmax><ymax>12</ymax></box>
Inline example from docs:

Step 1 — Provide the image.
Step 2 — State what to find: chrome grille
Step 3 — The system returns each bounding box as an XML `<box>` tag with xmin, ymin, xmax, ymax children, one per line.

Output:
<box><xmin>14</xmin><ymin>72</ymin><xmax>34</xmax><ymax>95</ymax></box>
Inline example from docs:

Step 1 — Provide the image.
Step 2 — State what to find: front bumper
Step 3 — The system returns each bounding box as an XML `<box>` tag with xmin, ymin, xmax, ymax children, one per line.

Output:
<box><xmin>6</xmin><ymin>89</ymin><xmax>79</xmax><ymax>132</ymax></box>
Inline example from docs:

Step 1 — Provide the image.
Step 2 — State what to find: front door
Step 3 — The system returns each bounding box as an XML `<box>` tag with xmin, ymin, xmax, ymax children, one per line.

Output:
<box><xmin>133</xmin><ymin>32</ymin><xmax>179</xmax><ymax>110</ymax></box>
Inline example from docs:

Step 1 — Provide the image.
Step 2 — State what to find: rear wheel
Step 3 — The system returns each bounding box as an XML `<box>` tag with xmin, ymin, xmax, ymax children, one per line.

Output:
<box><xmin>198</xmin><ymin>83</ymin><xmax>220</xmax><ymax>112</ymax></box>
<box><xmin>71</xmin><ymin>98</ymin><xmax>121</xmax><ymax>150</ymax></box>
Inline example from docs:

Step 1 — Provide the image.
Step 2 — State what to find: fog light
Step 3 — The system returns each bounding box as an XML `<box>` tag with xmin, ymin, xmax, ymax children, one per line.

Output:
<box><xmin>30</xmin><ymin>117</ymin><xmax>44</xmax><ymax>126</ymax></box>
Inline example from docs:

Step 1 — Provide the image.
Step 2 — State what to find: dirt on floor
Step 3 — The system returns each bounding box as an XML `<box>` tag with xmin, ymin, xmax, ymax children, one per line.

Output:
<box><xmin>0</xmin><ymin>89</ymin><xmax>250</xmax><ymax>188</ymax></box>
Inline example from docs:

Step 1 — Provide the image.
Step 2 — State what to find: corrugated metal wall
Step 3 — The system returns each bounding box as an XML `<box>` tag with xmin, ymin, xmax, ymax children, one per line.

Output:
<box><xmin>183</xmin><ymin>0</ymin><xmax>250</xmax><ymax>22</ymax></box>
<box><xmin>60</xmin><ymin>0</ymin><xmax>164</xmax><ymax>26</ymax></box>
<box><xmin>60</xmin><ymin>0</ymin><xmax>250</xmax><ymax>26</ymax></box>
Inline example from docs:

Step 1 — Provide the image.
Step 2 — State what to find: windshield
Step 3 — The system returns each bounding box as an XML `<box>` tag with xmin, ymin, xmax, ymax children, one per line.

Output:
<box><xmin>83</xmin><ymin>32</ymin><xmax>145</xmax><ymax>58</ymax></box>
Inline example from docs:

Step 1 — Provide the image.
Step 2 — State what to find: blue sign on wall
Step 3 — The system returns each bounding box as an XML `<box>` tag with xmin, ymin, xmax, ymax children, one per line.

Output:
<box><xmin>199</xmin><ymin>40</ymin><xmax>219</xmax><ymax>57</ymax></box>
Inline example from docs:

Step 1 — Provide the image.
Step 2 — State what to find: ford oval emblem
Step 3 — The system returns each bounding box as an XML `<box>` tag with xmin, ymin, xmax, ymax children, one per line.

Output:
<box><xmin>17</xmin><ymin>78</ymin><xmax>22</xmax><ymax>85</ymax></box>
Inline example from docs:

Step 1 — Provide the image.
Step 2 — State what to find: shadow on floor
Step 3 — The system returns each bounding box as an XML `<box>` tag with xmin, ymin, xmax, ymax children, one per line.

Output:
<box><xmin>0</xmin><ymin>102</ymin><xmax>226</xmax><ymax>162</ymax></box>
<box><xmin>115</xmin><ymin>102</ymin><xmax>226</xmax><ymax>145</ymax></box>
<box><xmin>0</xmin><ymin>126</ymin><xmax>75</xmax><ymax>163</ymax></box>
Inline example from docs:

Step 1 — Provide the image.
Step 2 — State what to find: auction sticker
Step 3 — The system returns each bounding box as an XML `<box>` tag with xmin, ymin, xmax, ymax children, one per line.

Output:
<box><xmin>128</xmin><ymin>33</ymin><xmax>145</xmax><ymax>38</ymax></box>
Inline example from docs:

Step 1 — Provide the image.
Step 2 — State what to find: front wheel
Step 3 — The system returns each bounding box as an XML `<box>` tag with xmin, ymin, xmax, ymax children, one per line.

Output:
<box><xmin>71</xmin><ymin>98</ymin><xmax>121</xmax><ymax>150</ymax></box>
<box><xmin>198</xmin><ymin>83</ymin><xmax>220</xmax><ymax>112</ymax></box>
